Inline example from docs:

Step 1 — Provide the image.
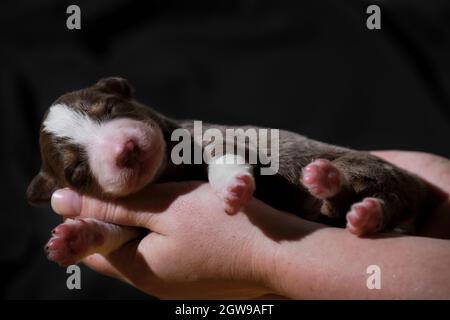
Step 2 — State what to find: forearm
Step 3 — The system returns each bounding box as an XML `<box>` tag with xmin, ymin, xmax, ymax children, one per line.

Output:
<box><xmin>371</xmin><ymin>150</ymin><xmax>450</xmax><ymax>238</ymax></box>
<box><xmin>370</xmin><ymin>150</ymin><xmax>450</xmax><ymax>194</ymax></box>
<box><xmin>265</xmin><ymin>219</ymin><xmax>450</xmax><ymax>299</ymax></box>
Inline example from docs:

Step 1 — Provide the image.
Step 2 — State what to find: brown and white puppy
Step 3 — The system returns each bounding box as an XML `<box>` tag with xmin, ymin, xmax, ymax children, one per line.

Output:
<box><xmin>27</xmin><ymin>77</ymin><xmax>432</xmax><ymax>267</ymax></box>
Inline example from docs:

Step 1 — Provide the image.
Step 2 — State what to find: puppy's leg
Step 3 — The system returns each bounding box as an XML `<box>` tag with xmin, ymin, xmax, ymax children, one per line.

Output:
<box><xmin>208</xmin><ymin>154</ymin><xmax>255</xmax><ymax>214</ymax></box>
<box><xmin>46</xmin><ymin>218</ymin><xmax>142</xmax><ymax>267</ymax></box>
<box><xmin>326</xmin><ymin>153</ymin><xmax>424</xmax><ymax>236</ymax></box>
<box><xmin>301</xmin><ymin>156</ymin><xmax>393</xmax><ymax>236</ymax></box>
<box><xmin>345</xmin><ymin>197</ymin><xmax>384</xmax><ymax>236</ymax></box>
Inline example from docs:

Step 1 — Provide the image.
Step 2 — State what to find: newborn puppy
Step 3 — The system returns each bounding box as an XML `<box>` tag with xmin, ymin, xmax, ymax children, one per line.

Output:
<box><xmin>27</xmin><ymin>77</ymin><xmax>431</xmax><ymax>266</ymax></box>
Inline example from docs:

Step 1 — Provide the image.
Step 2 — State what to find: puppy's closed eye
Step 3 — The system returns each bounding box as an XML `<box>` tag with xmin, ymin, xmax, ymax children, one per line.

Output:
<box><xmin>67</xmin><ymin>162</ymin><xmax>90</xmax><ymax>186</ymax></box>
<box><xmin>61</xmin><ymin>146</ymin><xmax>90</xmax><ymax>187</ymax></box>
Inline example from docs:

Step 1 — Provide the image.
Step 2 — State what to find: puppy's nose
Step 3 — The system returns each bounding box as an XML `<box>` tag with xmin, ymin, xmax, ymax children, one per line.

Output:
<box><xmin>115</xmin><ymin>140</ymin><xmax>141</xmax><ymax>168</ymax></box>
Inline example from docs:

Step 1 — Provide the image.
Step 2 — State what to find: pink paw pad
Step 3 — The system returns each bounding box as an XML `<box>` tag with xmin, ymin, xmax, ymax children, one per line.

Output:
<box><xmin>223</xmin><ymin>174</ymin><xmax>255</xmax><ymax>214</ymax></box>
<box><xmin>45</xmin><ymin>219</ymin><xmax>104</xmax><ymax>267</ymax></box>
<box><xmin>346</xmin><ymin>197</ymin><xmax>383</xmax><ymax>236</ymax></box>
<box><xmin>302</xmin><ymin>159</ymin><xmax>342</xmax><ymax>199</ymax></box>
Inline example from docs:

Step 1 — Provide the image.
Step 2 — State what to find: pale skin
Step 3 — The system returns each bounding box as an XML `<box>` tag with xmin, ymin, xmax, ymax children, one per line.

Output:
<box><xmin>50</xmin><ymin>151</ymin><xmax>450</xmax><ymax>299</ymax></box>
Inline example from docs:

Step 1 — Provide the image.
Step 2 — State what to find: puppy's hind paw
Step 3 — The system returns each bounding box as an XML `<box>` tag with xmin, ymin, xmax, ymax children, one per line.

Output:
<box><xmin>45</xmin><ymin>219</ymin><xmax>104</xmax><ymax>267</ymax></box>
<box><xmin>346</xmin><ymin>197</ymin><xmax>383</xmax><ymax>237</ymax></box>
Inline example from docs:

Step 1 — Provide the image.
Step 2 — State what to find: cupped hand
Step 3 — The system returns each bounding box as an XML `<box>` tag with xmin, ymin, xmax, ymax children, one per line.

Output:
<box><xmin>50</xmin><ymin>151</ymin><xmax>450</xmax><ymax>299</ymax></box>
<box><xmin>50</xmin><ymin>181</ymin><xmax>307</xmax><ymax>299</ymax></box>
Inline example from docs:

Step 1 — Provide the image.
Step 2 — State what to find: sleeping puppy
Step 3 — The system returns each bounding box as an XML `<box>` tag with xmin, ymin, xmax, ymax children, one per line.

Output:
<box><xmin>27</xmin><ymin>77</ymin><xmax>431</xmax><ymax>266</ymax></box>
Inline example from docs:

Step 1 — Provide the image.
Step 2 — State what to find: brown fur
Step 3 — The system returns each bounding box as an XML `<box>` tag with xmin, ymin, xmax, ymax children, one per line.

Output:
<box><xmin>28</xmin><ymin>77</ymin><xmax>433</xmax><ymax>234</ymax></box>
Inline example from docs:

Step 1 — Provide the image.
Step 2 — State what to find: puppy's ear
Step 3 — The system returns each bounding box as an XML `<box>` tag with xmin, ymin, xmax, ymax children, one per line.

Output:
<box><xmin>95</xmin><ymin>77</ymin><xmax>134</xmax><ymax>98</ymax></box>
<box><xmin>26</xmin><ymin>171</ymin><xmax>58</xmax><ymax>206</ymax></box>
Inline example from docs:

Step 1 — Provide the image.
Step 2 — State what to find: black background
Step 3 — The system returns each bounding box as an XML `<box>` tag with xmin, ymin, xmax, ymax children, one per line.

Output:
<box><xmin>1</xmin><ymin>0</ymin><xmax>449</xmax><ymax>299</ymax></box>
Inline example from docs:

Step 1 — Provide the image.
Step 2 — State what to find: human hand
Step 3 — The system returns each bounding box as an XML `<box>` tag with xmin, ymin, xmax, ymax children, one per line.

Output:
<box><xmin>50</xmin><ymin>181</ymin><xmax>307</xmax><ymax>299</ymax></box>
<box><xmin>50</xmin><ymin>151</ymin><xmax>450</xmax><ymax>299</ymax></box>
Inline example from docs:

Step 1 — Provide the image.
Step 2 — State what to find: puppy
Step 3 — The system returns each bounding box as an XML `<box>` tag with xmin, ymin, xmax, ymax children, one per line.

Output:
<box><xmin>27</xmin><ymin>77</ymin><xmax>431</xmax><ymax>266</ymax></box>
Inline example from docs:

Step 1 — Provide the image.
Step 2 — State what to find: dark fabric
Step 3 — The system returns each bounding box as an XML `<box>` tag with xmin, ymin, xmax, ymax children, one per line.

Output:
<box><xmin>1</xmin><ymin>0</ymin><xmax>449</xmax><ymax>299</ymax></box>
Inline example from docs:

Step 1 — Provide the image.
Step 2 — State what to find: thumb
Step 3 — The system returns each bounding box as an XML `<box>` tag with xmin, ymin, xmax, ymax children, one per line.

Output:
<box><xmin>50</xmin><ymin>188</ymin><xmax>159</xmax><ymax>229</ymax></box>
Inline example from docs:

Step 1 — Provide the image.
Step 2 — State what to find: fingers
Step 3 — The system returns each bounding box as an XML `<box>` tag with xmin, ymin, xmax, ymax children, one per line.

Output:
<box><xmin>51</xmin><ymin>188</ymin><xmax>157</xmax><ymax>229</ymax></box>
<box><xmin>83</xmin><ymin>244</ymin><xmax>144</xmax><ymax>287</ymax></box>
<box><xmin>51</xmin><ymin>189</ymin><xmax>81</xmax><ymax>218</ymax></box>
<box><xmin>51</xmin><ymin>181</ymin><xmax>205</xmax><ymax>229</ymax></box>
<box><xmin>82</xmin><ymin>234</ymin><xmax>160</xmax><ymax>291</ymax></box>
<box><xmin>83</xmin><ymin>254</ymin><xmax>128</xmax><ymax>283</ymax></box>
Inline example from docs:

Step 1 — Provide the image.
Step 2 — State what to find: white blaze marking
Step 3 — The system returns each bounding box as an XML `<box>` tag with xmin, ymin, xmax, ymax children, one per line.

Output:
<box><xmin>43</xmin><ymin>103</ymin><xmax>101</xmax><ymax>145</ymax></box>
<box><xmin>42</xmin><ymin>103</ymin><xmax>161</xmax><ymax>196</ymax></box>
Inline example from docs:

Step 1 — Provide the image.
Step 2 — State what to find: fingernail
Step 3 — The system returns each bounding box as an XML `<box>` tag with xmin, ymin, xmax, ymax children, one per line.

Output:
<box><xmin>51</xmin><ymin>189</ymin><xmax>81</xmax><ymax>216</ymax></box>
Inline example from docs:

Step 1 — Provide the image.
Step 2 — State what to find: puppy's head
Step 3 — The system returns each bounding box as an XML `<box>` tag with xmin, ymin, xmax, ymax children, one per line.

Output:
<box><xmin>27</xmin><ymin>77</ymin><xmax>166</xmax><ymax>205</ymax></box>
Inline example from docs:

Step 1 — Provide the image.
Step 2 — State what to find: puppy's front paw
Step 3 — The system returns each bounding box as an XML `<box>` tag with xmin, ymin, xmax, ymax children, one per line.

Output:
<box><xmin>211</xmin><ymin>172</ymin><xmax>255</xmax><ymax>214</ymax></box>
<box><xmin>208</xmin><ymin>154</ymin><xmax>255</xmax><ymax>214</ymax></box>
<box><xmin>45</xmin><ymin>219</ymin><xmax>104</xmax><ymax>267</ymax></box>
<box><xmin>346</xmin><ymin>197</ymin><xmax>383</xmax><ymax>237</ymax></box>
<box><xmin>223</xmin><ymin>173</ymin><xmax>255</xmax><ymax>214</ymax></box>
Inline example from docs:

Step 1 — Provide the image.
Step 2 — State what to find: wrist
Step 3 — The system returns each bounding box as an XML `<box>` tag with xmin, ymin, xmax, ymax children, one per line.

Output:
<box><xmin>259</xmin><ymin>213</ymin><xmax>332</xmax><ymax>299</ymax></box>
<box><xmin>261</xmin><ymin>234</ymin><xmax>302</xmax><ymax>298</ymax></box>
<box><xmin>248</xmin><ymin>208</ymin><xmax>317</xmax><ymax>298</ymax></box>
